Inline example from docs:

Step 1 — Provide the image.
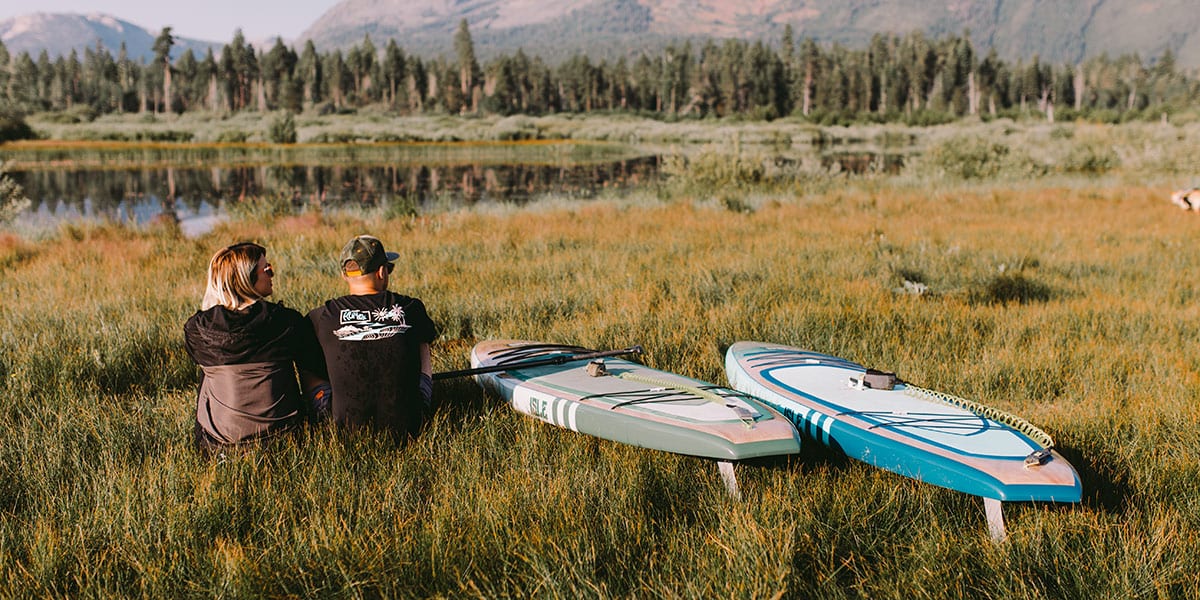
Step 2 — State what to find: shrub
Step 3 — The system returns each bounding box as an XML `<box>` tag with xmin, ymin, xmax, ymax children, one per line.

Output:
<box><xmin>0</xmin><ymin>164</ymin><xmax>31</xmax><ymax>226</ymax></box>
<box><xmin>923</xmin><ymin>135</ymin><xmax>1011</xmax><ymax>179</ymax></box>
<box><xmin>0</xmin><ymin>107</ymin><xmax>35</xmax><ymax>142</ymax></box>
<box><xmin>902</xmin><ymin>110</ymin><xmax>958</xmax><ymax>127</ymax></box>
<box><xmin>876</xmin><ymin>130</ymin><xmax>916</xmax><ymax>148</ymax></box>
<box><xmin>268</xmin><ymin>111</ymin><xmax>298</xmax><ymax>144</ymax></box>
<box><xmin>662</xmin><ymin>149</ymin><xmax>765</xmax><ymax>190</ymax></box>
<box><xmin>136</xmin><ymin>130</ymin><xmax>193</xmax><ymax>142</ymax></box>
<box><xmin>719</xmin><ymin>193</ymin><xmax>754</xmax><ymax>213</ymax></box>
<box><xmin>309</xmin><ymin>131</ymin><xmax>365</xmax><ymax>143</ymax></box>
<box><xmin>970</xmin><ymin>273</ymin><xmax>1054</xmax><ymax>305</ymax></box>
<box><xmin>1049</xmin><ymin>126</ymin><xmax>1075</xmax><ymax>140</ymax></box>
<box><xmin>1086</xmin><ymin>109</ymin><xmax>1123</xmax><ymax>124</ymax></box>
<box><xmin>37</xmin><ymin>105</ymin><xmax>100</xmax><ymax>124</ymax></box>
<box><xmin>918</xmin><ymin>135</ymin><xmax>1042</xmax><ymax>180</ymax></box>
<box><xmin>372</xmin><ymin>132</ymin><xmax>419</xmax><ymax>142</ymax></box>
<box><xmin>1060</xmin><ymin>143</ymin><xmax>1120</xmax><ymax>174</ymax></box>
<box><xmin>491</xmin><ymin>116</ymin><xmax>539</xmax><ymax>141</ymax></box>
<box><xmin>215</xmin><ymin>130</ymin><xmax>250</xmax><ymax>143</ymax></box>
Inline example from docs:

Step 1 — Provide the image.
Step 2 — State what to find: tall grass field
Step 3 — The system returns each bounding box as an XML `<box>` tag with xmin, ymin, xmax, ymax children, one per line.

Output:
<box><xmin>2</xmin><ymin>121</ymin><xmax>1200</xmax><ymax>597</ymax></box>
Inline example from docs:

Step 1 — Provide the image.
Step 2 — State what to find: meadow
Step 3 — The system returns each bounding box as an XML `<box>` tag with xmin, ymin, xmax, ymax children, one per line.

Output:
<box><xmin>2</xmin><ymin>117</ymin><xmax>1200</xmax><ymax>597</ymax></box>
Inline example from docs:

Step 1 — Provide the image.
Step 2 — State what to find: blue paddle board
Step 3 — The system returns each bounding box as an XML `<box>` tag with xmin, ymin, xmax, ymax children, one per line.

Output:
<box><xmin>725</xmin><ymin>342</ymin><xmax>1081</xmax><ymax>503</ymax></box>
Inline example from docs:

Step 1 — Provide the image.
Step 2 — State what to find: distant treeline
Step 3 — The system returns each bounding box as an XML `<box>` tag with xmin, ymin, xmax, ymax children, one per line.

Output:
<box><xmin>1</xmin><ymin>20</ymin><xmax>1196</xmax><ymax>126</ymax></box>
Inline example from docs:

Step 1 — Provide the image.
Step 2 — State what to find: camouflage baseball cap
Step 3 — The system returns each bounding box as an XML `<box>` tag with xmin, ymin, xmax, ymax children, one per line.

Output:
<box><xmin>339</xmin><ymin>235</ymin><xmax>399</xmax><ymax>276</ymax></box>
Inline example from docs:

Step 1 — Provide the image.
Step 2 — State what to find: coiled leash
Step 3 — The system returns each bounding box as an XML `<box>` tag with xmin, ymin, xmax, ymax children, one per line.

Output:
<box><xmin>852</xmin><ymin>367</ymin><xmax>1057</xmax><ymax>467</ymax></box>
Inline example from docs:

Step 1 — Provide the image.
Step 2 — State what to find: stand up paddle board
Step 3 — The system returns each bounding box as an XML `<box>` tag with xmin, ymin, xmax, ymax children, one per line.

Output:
<box><xmin>471</xmin><ymin>340</ymin><xmax>802</xmax><ymax>497</ymax></box>
<box><xmin>725</xmin><ymin>342</ymin><xmax>1081</xmax><ymax>538</ymax></box>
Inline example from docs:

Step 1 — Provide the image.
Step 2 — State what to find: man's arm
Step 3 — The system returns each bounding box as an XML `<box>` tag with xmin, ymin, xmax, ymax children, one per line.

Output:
<box><xmin>419</xmin><ymin>342</ymin><xmax>433</xmax><ymax>410</ymax></box>
<box><xmin>300</xmin><ymin>370</ymin><xmax>332</xmax><ymax>420</ymax></box>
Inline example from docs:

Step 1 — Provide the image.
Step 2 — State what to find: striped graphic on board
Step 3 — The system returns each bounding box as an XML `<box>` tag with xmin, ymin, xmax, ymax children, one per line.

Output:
<box><xmin>729</xmin><ymin>364</ymin><xmax>833</xmax><ymax>446</ymax></box>
<box><xmin>513</xmin><ymin>386</ymin><xmax>579</xmax><ymax>432</ymax></box>
<box><xmin>774</xmin><ymin>396</ymin><xmax>833</xmax><ymax>446</ymax></box>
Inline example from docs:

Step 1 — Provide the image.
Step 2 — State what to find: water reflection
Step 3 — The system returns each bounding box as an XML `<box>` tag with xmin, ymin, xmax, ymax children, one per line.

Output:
<box><xmin>821</xmin><ymin>151</ymin><xmax>906</xmax><ymax>175</ymax></box>
<box><xmin>11</xmin><ymin>157</ymin><xmax>661</xmax><ymax>234</ymax></box>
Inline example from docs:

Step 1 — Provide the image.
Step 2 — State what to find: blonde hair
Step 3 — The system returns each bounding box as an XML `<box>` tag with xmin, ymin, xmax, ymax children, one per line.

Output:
<box><xmin>201</xmin><ymin>242</ymin><xmax>267</xmax><ymax>311</ymax></box>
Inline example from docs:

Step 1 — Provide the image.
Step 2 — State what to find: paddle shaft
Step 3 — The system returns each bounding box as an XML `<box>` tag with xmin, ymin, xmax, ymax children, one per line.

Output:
<box><xmin>433</xmin><ymin>345</ymin><xmax>644</xmax><ymax>381</ymax></box>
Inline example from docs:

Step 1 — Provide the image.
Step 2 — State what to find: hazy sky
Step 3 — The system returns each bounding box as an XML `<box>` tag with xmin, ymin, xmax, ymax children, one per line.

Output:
<box><xmin>0</xmin><ymin>0</ymin><xmax>339</xmax><ymax>42</ymax></box>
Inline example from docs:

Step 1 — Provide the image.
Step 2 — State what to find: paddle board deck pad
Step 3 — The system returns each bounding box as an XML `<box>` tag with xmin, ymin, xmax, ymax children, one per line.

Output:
<box><xmin>725</xmin><ymin>342</ymin><xmax>1081</xmax><ymax>503</ymax></box>
<box><xmin>471</xmin><ymin>340</ymin><xmax>801</xmax><ymax>461</ymax></box>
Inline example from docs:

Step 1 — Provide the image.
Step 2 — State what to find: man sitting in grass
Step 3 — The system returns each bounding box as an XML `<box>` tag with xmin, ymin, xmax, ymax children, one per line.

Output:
<box><xmin>308</xmin><ymin>235</ymin><xmax>438</xmax><ymax>440</ymax></box>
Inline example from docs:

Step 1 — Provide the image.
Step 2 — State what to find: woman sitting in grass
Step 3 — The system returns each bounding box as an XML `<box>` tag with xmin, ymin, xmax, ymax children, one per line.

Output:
<box><xmin>183</xmin><ymin>242</ymin><xmax>328</xmax><ymax>453</ymax></box>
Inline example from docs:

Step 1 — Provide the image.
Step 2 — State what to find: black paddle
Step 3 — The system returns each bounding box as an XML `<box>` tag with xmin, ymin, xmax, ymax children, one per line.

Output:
<box><xmin>433</xmin><ymin>345</ymin><xmax>644</xmax><ymax>380</ymax></box>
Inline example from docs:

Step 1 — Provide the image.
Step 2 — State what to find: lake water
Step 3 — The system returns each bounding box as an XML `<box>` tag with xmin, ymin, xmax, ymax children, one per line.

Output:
<box><xmin>3</xmin><ymin>138</ymin><xmax>911</xmax><ymax>237</ymax></box>
<box><xmin>8</xmin><ymin>156</ymin><xmax>662</xmax><ymax>237</ymax></box>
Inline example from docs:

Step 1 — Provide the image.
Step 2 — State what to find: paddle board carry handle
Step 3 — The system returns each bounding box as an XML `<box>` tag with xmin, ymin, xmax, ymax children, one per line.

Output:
<box><xmin>1024</xmin><ymin>447</ymin><xmax>1053</xmax><ymax>467</ymax></box>
<box><xmin>586</xmin><ymin>359</ymin><xmax>609</xmax><ymax>377</ymax></box>
<box><xmin>433</xmin><ymin>345</ymin><xmax>643</xmax><ymax>380</ymax></box>
<box><xmin>848</xmin><ymin>368</ymin><xmax>902</xmax><ymax>390</ymax></box>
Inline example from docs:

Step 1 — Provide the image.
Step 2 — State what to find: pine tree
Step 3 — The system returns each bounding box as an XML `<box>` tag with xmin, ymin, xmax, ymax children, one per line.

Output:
<box><xmin>174</xmin><ymin>49</ymin><xmax>198</xmax><ymax>111</ymax></box>
<box><xmin>1118</xmin><ymin>54</ymin><xmax>1145</xmax><ymax>112</ymax></box>
<box><xmin>221</xmin><ymin>30</ymin><xmax>258</xmax><ymax>111</ymax></box>
<box><xmin>484</xmin><ymin>55</ymin><xmax>519</xmax><ymax>115</ymax></box>
<box><xmin>323</xmin><ymin>50</ymin><xmax>348</xmax><ymax>109</ymax></box>
<box><xmin>36</xmin><ymin>50</ymin><xmax>52</xmax><ymax>106</ymax></box>
<box><xmin>346</xmin><ymin>35</ymin><xmax>377</xmax><ymax>103</ymax></box>
<box><xmin>407</xmin><ymin>55</ymin><xmax>427</xmax><ymax>112</ymax></box>
<box><xmin>199</xmin><ymin>48</ymin><xmax>221</xmax><ymax>111</ymax></box>
<box><xmin>512</xmin><ymin>49</ymin><xmax>534</xmax><ymax>112</ymax></box>
<box><xmin>152</xmin><ymin>27</ymin><xmax>175</xmax><ymax>114</ymax></box>
<box><xmin>263</xmin><ymin>37</ymin><xmax>298</xmax><ymax>111</ymax></box>
<box><xmin>64</xmin><ymin>50</ymin><xmax>83</xmax><ymax>108</ymax></box>
<box><xmin>454</xmin><ymin>19</ymin><xmax>481</xmax><ymax>113</ymax></box>
<box><xmin>0</xmin><ymin>41</ymin><xmax>9</xmax><ymax>101</ymax></box>
<box><xmin>716</xmin><ymin>40</ymin><xmax>745</xmax><ymax>114</ymax></box>
<box><xmin>382</xmin><ymin>40</ymin><xmax>407</xmax><ymax>109</ymax></box>
<box><xmin>798</xmin><ymin>38</ymin><xmax>819</xmax><ymax>116</ymax></box>
<box><xmin>694</xmin><ymin>40</ymin><xmax>724</xmax><ymax>116</ymax></box>
<box><xmin>978</xmin><ymin>48</ymin><xmax>1002</xmax><ymax>115</ymax></box>
<box><xmin>297</xmin><ymin>41</ymin><xmax>322</xmax><ymax>106</ymax></box>
<box><xmin>50</xmin><ymin>56</ymin><xmax>67</xmax><ymax>110</ymax></box>
<box><xmin>116</xmin><ymin>43</ymin><xmax>138</xmax><ymax>113</ymax></box>
<box><xmin>868</xmin><ymin>33</ymin><xmax>891</xmax><ymax>115</ymax></box>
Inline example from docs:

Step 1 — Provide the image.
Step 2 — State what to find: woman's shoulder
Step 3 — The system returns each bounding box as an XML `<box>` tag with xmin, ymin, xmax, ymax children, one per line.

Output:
<box><xmin>184</xmin><ymin>304</ymin><xmax>230</xmax><ymax>333</ymax></box>
<box><xmin>260</xmin><ymin>299</ymin><xmax>307</xmax><ymax>322</ymax></box>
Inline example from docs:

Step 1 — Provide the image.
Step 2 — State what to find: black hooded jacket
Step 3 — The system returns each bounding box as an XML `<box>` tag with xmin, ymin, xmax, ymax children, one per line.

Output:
<box><xmin>184</xmin><ymin>300</ymin><xmax>327</xmax><ymax>444</ymax></box>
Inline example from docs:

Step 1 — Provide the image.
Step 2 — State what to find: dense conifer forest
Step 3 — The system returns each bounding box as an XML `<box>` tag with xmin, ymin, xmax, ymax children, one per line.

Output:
<box><xmin>0</xmin><ymin>19</ymin><xmax>1195</xmax><ymax>135</ymax></box>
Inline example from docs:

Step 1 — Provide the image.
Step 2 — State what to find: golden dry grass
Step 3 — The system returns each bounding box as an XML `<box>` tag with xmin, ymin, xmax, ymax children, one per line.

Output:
<box><xmin>2</xmin><ymin>160</ymin><xmax>1199</xmax><ymax>596</ymax></box>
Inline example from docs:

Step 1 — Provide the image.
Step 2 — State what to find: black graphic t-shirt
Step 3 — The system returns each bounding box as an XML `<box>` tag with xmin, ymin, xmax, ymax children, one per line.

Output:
<box><xmin>308</xmin><ymin>291</ymin><xmax>437</xmax><ymax>437</ymax></box>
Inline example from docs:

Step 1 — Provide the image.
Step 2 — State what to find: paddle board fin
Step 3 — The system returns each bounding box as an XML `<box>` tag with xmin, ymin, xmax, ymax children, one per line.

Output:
<box><xmin>718</xmin><ymin>461</ymin><xmax>742</xmax><ymax>501</ymax></box>
<box><xmin>985</xmin><ymin>498</ymin><xmax>1007</xmax><ymax>542</ymax></box>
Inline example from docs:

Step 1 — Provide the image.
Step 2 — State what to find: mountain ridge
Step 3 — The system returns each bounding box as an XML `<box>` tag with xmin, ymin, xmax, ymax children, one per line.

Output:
<box><xmin>2</xmin><ymin>1</ymin><xmax>1197</xmax><ymax>69</ymax></box>
<box><xmin>299</xmin><ymin>0</ymin><xmax>1200</xmax><ymax>68</ymax></box>
<box><xmin>1</xmin><ymin>12</ymin><xmax>250</xmax><ymax>62</ymax></box>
